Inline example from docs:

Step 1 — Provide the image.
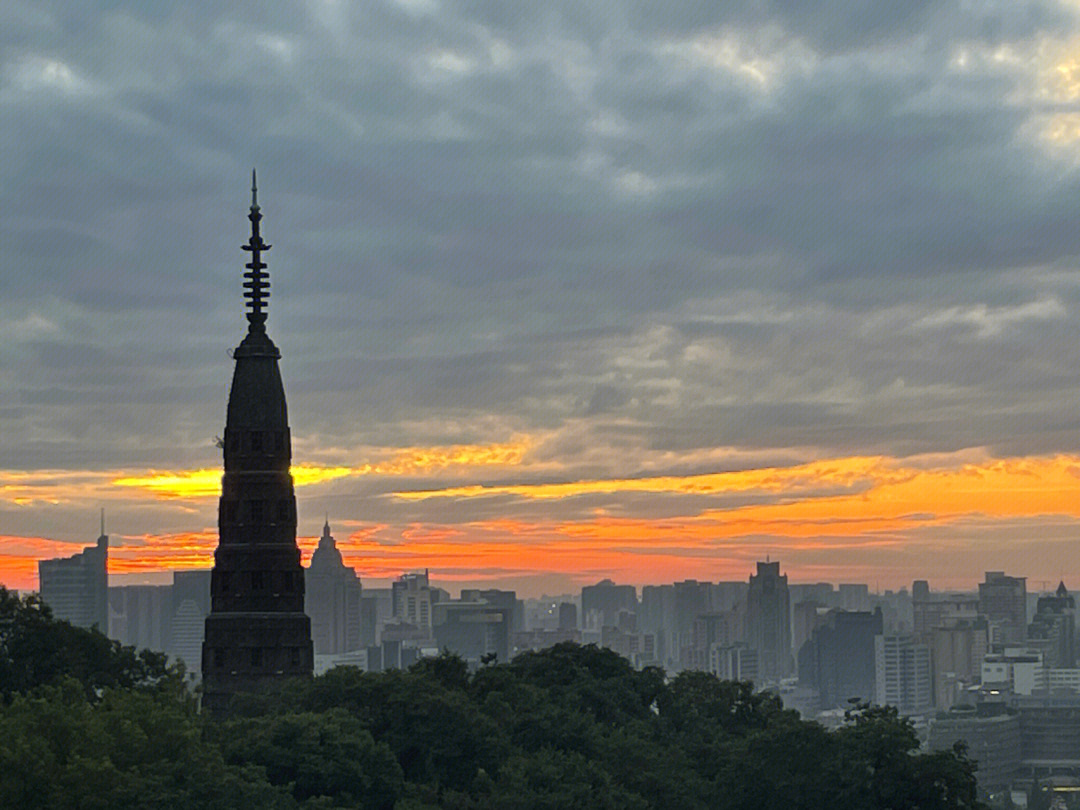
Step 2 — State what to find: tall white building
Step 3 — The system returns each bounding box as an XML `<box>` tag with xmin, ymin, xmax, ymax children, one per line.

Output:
<box><xmin>710</xmin><ymin>643</ymin><xmax>759</xmax><ymax>683</ymax></box>
<box><xmin>875</xmin><ymin>634</ymin><xmax>933</xmax><ymax>715</ymax></box>
<box><xmin>392</xmin><ymin>571</ymin><xmax>435</xmax><ymax>632</ymax></box>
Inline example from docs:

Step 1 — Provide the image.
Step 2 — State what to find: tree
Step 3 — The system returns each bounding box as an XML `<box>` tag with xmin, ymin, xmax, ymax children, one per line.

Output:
<box><xmin>0</xmin><ymin>587</ymin><xmax>169</xmax><ymax>700</ymax></box>
<box><xmin>217</xmin><ymin>710</ymin><xmax>403</xmax><ymax>809</ymax></box>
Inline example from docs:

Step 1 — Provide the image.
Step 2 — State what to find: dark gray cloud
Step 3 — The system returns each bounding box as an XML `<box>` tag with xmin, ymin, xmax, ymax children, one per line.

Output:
<box><xmin>5</xmin><ymin>0</ymin><xmax>1080</xmax><ymax>531</ymax></box>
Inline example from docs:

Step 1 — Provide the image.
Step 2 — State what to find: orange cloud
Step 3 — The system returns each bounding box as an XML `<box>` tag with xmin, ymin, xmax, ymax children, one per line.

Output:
<box><xmin>392</xmin><ymin>454</ymin><xmax>1080</xmax><ymax>524</ymax></box>
<box><xmin>9</xmin><ymin>452</ymin><xmax>1080</xmax><ymax>594</ymax></box>
<box><xmin>109</xmin><ymin>440</ymin><xmax>531</xmax><ymax>500</ymax></box>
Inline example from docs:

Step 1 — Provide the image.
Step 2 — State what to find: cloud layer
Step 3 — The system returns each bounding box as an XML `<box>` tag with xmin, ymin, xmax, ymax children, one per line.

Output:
<box><xmin>5</xmin><ymin>1</ymin><xmax>1080</xmax><ymax>593</ymax></box>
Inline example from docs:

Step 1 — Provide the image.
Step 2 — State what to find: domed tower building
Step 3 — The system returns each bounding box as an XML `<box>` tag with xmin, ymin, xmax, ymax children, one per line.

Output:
<box><xmin>202</xmin><ymin>174</ymin><xmax>313</xmax><ymax>713</ymax></box>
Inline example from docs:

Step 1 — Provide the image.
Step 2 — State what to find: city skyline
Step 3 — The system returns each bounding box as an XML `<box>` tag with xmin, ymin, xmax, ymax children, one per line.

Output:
<box><xmin>9</xmin><ymin>2</ymin><xmax>1080</xmax><ymax>597</ymax></box>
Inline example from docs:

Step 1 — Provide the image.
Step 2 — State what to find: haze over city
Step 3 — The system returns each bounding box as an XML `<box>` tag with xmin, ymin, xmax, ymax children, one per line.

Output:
<box><xmin>8</xmin><ymin>1</ymin><xmax>1080</xmax><ymax>597</ymax></box>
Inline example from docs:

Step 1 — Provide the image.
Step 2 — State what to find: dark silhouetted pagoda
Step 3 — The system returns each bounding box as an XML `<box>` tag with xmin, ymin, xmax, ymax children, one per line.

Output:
<box><xmin>202</xmin><ymin>173</ymin><xmax>313</xmax><ymax>713</ymax></box>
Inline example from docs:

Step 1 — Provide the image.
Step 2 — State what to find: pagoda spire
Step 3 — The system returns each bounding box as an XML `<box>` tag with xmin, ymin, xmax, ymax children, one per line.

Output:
<box><xmin>241</xmin><ymin>168</ymin><xmax>271</xmax><ymax>330</ymax></box>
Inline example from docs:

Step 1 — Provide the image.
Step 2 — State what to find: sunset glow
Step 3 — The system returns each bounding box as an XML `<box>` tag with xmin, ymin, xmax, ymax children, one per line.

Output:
<box><xmin>6</xmin><ymin>450</ymin><xmax>1080</xmax><ymax>593</ymax></box>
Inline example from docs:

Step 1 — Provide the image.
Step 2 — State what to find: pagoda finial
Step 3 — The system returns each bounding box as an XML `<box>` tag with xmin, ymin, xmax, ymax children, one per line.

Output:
<box><xmin>241</xmin><ymin>171</ymin><xmax>271</xmax><ymax>328</ymax></box>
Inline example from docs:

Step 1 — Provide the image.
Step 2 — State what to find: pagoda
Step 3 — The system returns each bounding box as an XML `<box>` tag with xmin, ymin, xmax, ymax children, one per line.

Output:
<box><xmin>202</xmin><ymin>173</ymin><xmax>313</xmax><ymax>713</ymax></box>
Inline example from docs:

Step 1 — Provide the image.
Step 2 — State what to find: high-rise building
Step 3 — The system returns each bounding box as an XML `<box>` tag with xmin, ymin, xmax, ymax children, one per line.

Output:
<box><xmin>360</xmin><ymin>588</ymin><xmax>392</xmax><ymax>647</ymax></box>
<box><xmin>710</xmin><ymin>643</ymin><xmax>758</xmax><ymax>683</ymax></box>
<box><xmin>979</xmin><ymin>571</ymin><xmax>1027</xmax><ymax>648</ymax></box>
<box><xmin>391</xmin><ymin>571</ymin><xmax>436</xmax><ymax>633</ymax></box>
<box><xmin>875</xmin><ymin>634</ymin><xmax>933</xmax><ymax>716</ymax></box>
<box><xmin>108</xmin><ymin>584</ymin><xmax>170</xmax><ymax>651</ymax></box>
<box><xmin>202</xmin><ymin>175</ymin><xmax>314</xmax><ymax>713</ymax></box>
<box><xmin>792</xmin><ymin>600</ymin><xmax>828</xmax><ymax>657</ymax></box>
<box><xmin>305</xmin><ymin>520</ymin><xmax>363</xmax><ymax>655</ymax></box>
<box><xmin>931</xmin><ymin>618</ymin><xmax>988</xmax><ymax>710</ymax></box>
<box><xmin>581</xmin><ymin>579</ymin><xmax>638</xmax><ymax>630</ymax></box>
<box><xmin>912</xmin><ymin>582</ymin><xmax>980</xmax><ymax>641</ymax></box>
<box><xmin>38</xmin><ymin>516</ymin><xmax>108</xmax><ymax>632</ymax></box>
<box><xmin>798</xmin><ymin>608</ymin><xmax>882</xmax><ymax>710</ymax></box>
<box><xmin>461</xmin><ymin>589</ymin><xmax>524</xmax><ymax>633</ymax></box>
<box><xmin>1027</xmin><ymin>581</ymin><xmax>1075</xmax><ymax>670</ymax></box>
<box><xmin>558</xmin><ymin>602</ymin><xmax>577</xmax><ymax>631</ymax></box>
<box><xmin>432</xmin><ymin>598</ymin><xmax>512</xmax><ymax>666</ymax></box>
<box><xmin>639</xmin><ymin>584</ymin><xmax>677</xmax><ymax>666</ymax></box>
<box><xmin>838</xmin><ymin>583</ymin><xmax>870</xmax><ymax>612</ymax></box>
<box><xmin>169</xmin><ymin>570</ymin><xmax>211</xmax><ymax>678</ymax></box>
<box><xmin>746</xmin><ymin>560</ymin><xmax>792</xmax><ymax>681</ymax></box>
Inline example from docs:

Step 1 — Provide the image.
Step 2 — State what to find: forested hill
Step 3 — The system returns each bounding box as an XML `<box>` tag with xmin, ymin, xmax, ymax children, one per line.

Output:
<box><xmin>0</xmin><ymin>587</ymin><xmax>984</xmax><ymax>809</ymax></box>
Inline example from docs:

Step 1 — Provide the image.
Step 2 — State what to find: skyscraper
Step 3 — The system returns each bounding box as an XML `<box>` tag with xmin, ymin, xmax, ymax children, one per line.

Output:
<box><xmin>202</xmin><ymin>174</ymin><xmax>313</xmax><ymax>712</ymax></box>
<box><xmin>746</xmin><ymin>560</ymin><xmax>792</xmax><ymax>681</ymax></box>
<box><xmin>875</xmin><ymin>634</ymin><xmax>933</xmax><ymax>716</ymax></box>
<box><xmin>1028</xmin><ymin>581</ymin><xmax>1076</xmax><ymax>670</ymax></box>
<box><xmin>978</xmin><ymin>571</ymin><xmax>1027</xmax><ymax>648</ymax></box>
<box><xmin>38</xmin><ymin>513</ymin><xmax>108</xmax><ymax>632</ymax></box>
<box><xmin>798</xmin><ymin>608</ymin><xmax>882</xmax><ymax>710</ymax></box>
<box><xmin>305</xmin><ymin>519</ymin><xmax>363</xmax><ymax>655</ymax></box>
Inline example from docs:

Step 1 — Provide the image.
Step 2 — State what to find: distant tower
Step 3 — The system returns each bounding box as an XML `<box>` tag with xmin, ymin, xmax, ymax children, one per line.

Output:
<box><xmin>305</xmin><ymin>519</ymin><xmax>363</xmax><ymax>655</ymax></box>
<box><xmin>746</xmin><ymin>560</ymin><xmax>792</xmax><ymax>681</ymax></box>
<box><xmin>202</xmin><ymin>173</ymin><xmax>313</xmax><ymax>713</ymax></box>
<box><xmin>38</xmin><ymin>510</ymin><xmax>108</xmax><ymax>631</ymax></box>
<box><xmin>978</xmin><ymin>571</ymin><xmax>1027</xmax><ymax>649</ymax></box>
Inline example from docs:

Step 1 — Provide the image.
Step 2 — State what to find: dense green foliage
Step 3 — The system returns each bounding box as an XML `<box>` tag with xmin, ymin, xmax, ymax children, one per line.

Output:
<box><xmin>0</xmin><ymin>587</ymin><xmax>169</xmax><ymax>700</ymax></box>
<box><xmin>0</xmin><ymin>586</ymin><xmax>985</xmax><ymax>809</ymax></box>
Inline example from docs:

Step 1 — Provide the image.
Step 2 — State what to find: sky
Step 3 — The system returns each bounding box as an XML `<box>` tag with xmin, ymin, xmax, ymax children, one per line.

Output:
<box><xmin>6</xmin><ymin>1</ymin><xmax>1080</xmax><ymax>597</ymax></box>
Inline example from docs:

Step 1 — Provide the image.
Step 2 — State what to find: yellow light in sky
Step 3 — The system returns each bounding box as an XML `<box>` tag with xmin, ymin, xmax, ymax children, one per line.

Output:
<box><xmin>109</xmin><ymin>440</ymin><xmax>531</xmax><ymax>499</ymax></box>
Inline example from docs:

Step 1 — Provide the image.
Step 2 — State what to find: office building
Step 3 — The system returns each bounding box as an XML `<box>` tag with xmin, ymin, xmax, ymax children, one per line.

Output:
<box><xmin>392</xmin><ymin>571</ymin><xmax>437</xmax><ymax>633</ymax></box>
<box><xmin>710</xmin><ymin>643</ymin><xmax>758</xmax><ymax>683</ymax></box>
<box><xmin>432</xmin><ymin>598</ymin><xmax>511</xmax><ymax>666</ymax></box>
<box><xmin>875</xmin><ymin>634</ymin><xmax>932</xmax><ymax>715</ymax></box>
<box><xmin>932</xmin><ymin>618</ymin><xmax>989</xmax><ymax>710</ymax></box>
<box><xmin>798</xmin><ymin>608</ymin><xmax>882</xmax><ymax>710</ymax></box>
<box><xmin>109</xmin><ymin>584</ymin><xmax>170</xmax><ymax>652</ymax></box>
<box><xmin>979</xmin><ymin>571</ymin><xmax>1027</xmax><ymax>648</ymax></box>
<box><xmin>747</xmin><ymin>560</ymin><xmax>792</xmax><ymax>681</ymax></box>
<box><xmin>461</xmin><ymin>589</ymin><xmax>524</xmax><ymax>633</ymax></box>
<box><xmin>38</xmin><ymin>516</ymin><xmax>108</xmax><ymax>632</ymax></box>
<box><xmin>581</xmin><ymin>579</ymin><xmax>637</xmax><ymax>630</ymax></box>
<box><xmin>305</xmin><ymin>519</ymin><xmax>363</xmax><ymax>655</ymax></box>
<box><xmin>1028</xmin><ymin>582</ymin><xmax>1075</xmax><ymax>670</ymax></box>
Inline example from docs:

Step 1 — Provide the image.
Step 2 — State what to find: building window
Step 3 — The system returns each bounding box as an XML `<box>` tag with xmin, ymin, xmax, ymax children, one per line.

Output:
<box><xmin>277</xmin><ymin>500</ymin><xmax>290</xmax><ymax>522</ymax></box>
<box><xmin>290</xmin><ymin>647</ymin><xmax>300</xmax><ymax>667</ymax></box>
<box><xmin>220</xmin><ymin>571</ymin><xmax>231</xmax><ymax>592</ymax></box>
<box><xmin>249</xmin><ymin>500</ymin><xmax>264</xmax><ymax>523</ymax></box>
<box><xmin>223</xmin><ymin>500</ymin><xmax>237</xmax><ymax>523</ymax></box>
<box><xmin>275</xmin><ymin>431</ymin><xmax>285</xmax><ymax>452</ymax></box>
<box><xmin>214</xmin><ymin>648</ymin><xmax>225</xmax><ymax>669</ymax></box>
<box><xmin>251</xmin><ymin>647</ymin><xmax>262</xmax><ymax>667</ymax></box>
<box><xmin>229</xmin><ymin>431</ymin><xmax>240</xmax><ymax>451</ymax></box>
<box><xmin>250</xmin><ymin>431</ymin><xmax>263</xmax><ymax>453</ymax></box>
<box><xmin>251</xmin><ymin>571</ymin><xmax>264</xmax><ymax>590</ymax></box>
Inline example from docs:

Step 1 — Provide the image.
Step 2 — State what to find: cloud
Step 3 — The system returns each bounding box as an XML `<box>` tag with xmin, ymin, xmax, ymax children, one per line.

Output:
<box><xmin>6</xmin><ymin>0</ymin><xmax>1080</xmax><ymax>593</ymax></box>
